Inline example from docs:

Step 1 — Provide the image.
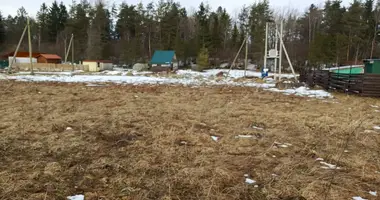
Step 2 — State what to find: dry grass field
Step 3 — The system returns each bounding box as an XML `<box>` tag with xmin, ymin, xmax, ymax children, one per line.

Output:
<box><xmin>0</xmin><ymin>81</ymin><xmax>379</xmax><ymax>200</ymax></box>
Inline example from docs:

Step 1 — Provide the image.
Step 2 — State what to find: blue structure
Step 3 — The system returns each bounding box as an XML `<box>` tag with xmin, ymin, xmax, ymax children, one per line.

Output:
<box><xmin>150</xmin><ymin>50</ymin><xmax>177</xmax><ymax>67</ymax></box>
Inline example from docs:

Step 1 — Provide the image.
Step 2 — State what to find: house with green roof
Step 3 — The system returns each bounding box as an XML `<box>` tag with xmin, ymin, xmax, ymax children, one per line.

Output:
<box><xmin>150</xmin><ymin>50</ymin><xmax>177</xmax><ymax>69</ymax></box>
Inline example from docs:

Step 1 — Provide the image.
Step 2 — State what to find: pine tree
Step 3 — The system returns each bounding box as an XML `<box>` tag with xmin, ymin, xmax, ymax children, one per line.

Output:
<box><xmin>196</xmin><ymin>3</ymin><xmax>211</xmax><ymax>50</ymax></box>
<box><xmin>0</xmin><ymin>12</ymin><xmax>5</xmax><ymax>46</ymax></box>
<box><xmin>86</xmin><ymin>2</ymin><xmax>112</xmax><ymax>60</ymax></box>
<box><xmin>37</xmin><ymin>3</ymin><xmax>49</xmax><ymax>50</ymax></box>
<box><xmin>196</xmin><ymin>47</ymin><xmax>209</xmax><ymax>71</ymax></box>
<box><xmin>47</xmin><ymin>1</ymin><xmax>61</xmax><ymax>42</ymax></box>
<box><xmin>231</xmin><ymin>22</ymin><xmax>239</xmax><ymax>48</ymax></box>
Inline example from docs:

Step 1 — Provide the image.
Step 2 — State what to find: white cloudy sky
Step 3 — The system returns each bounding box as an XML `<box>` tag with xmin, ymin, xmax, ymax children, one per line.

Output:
<box><xmin>1</xmin><ymin>0</ymin><xmax>351</xmax><ymax>18</ymax></box>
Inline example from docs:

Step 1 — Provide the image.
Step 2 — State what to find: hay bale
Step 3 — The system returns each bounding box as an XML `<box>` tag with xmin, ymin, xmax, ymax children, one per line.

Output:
<box><xmin>132</xmin><ymin>63</ymin><xmax>149</xmax><ymax>72</ymax></box>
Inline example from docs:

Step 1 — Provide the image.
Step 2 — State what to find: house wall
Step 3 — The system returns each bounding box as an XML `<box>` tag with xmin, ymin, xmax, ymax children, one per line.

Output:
<box><xmin>332</xmin><ymin>67</ymin><xmax>363</xmax><ymax>74</ymax></box>
<box><xmin>8</xmin><ymin>57</ymin><xmax>37</xmax><ymax>64</ymax></box>
<box><xmin>37</xmin><ymin>56</ymin><xmax>47</xmax><ymax>63</ymax></box>
<box><xmin>100</xmin><ymin>63</ymin><xmax>113</xmax><ymax>71</ymax></box>
<box><xmin>47</xmin><ymin>59</ymin><xmax>61</xmax><ymax>64</ymax></box>
<box><xmin>83</xmin><ymin>61</ymin><xmax>98</xmax><ymax>72</ymax></box>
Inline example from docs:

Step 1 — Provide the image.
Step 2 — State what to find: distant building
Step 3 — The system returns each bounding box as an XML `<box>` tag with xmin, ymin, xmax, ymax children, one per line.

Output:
<box><xmin>83</xmin><ymin>60</ymin><xmax>113</xmax><ymax>72</ymax></box>
<box><xmin>150</xmin><ymin>50</ymin><xmax>177</xmax><ymax>70</ymax></box>
<box><xmin>1</xmin><ymin>51</ymin><xmax>40</xmax><ymax>64</ymax></box>
<box><xmin>36</xmin><ymin>54</ymin><xmax>62</xmax><ymax>64</ymax></box>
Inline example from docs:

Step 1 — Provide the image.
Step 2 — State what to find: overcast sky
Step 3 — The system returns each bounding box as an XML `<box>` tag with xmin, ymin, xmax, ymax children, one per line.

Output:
<box><xmin>0</xmin><ymin>0</ymin><xmax>351</xmax><ymax>18</ymax></box>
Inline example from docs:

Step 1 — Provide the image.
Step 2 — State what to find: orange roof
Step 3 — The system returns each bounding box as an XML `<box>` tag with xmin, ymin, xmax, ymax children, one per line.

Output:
<box><xmin>1</xmin><ymin>51</ymin><xmax>42</xmax><ymax>58</ymax></box>
<box><xmin>37</xmin><ymin>54</ymin><xmax>62</xmax><ymax>60</ymax></box>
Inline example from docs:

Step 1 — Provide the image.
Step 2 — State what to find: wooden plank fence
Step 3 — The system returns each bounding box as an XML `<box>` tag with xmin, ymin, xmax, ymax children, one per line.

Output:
<box><xmin>12</xmin><ymin>63</ymin><xmax>89</xmax><ymax>72</ymax></box>
<box><xmin>300</xmin><ymin>70</ymin><xmax>380</xmax><ymax>97</ymax></box>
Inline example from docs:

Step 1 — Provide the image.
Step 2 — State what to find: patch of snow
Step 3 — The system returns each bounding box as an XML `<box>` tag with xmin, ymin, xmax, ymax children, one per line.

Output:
<box><xmin>371</xmin><ymin>105</ymin><xmax>379</xmax><ymax>108</ymax></box>
<box><xmin>67</xmin><ymin>195</ymin><xmax>84</xmax><ymax>200</ymax></box>
<box><xmin>245</xmin><ymin>178</ymin><xmax>256</xmax><ymax>184</ymax></box>
<box><xmin>235</xmin><ymin>135</ymin><xmax>254</xmax><ymax>139</ymax></box>
<box><xmin>2</xmin><ymin>69</ymin><xmax>331</xmax><ymax>99</ymax></box>
<box><xmin>66</xmin><ymin>127</ymin><xmax>73</xmax><ymax>131</ymax></box>
<box><xmin>267</xmin><ymin>86</ymin><xmax>332</xmax><ymax>98</ymax></box>
<box><xmin>7</xmin><ymin>74</ymin><xmax>275</xmax><ymax>88</ymax></box>
<box><xmin>252</xmin><ymin>125</ymin><xmax>264</xmax><ymax>130</ymax></box>
<box><xmin>320</xmin><ymin>161</ymin><xmax>341</xmax><ymax>169</ymax></box>
<box><xmin>369</xmin><ymin>191</ymin><xmax>377</xmax><ymax>196</ymax></box>
<box><xmin>364</xmin><ymin>130</ymin><xmax>378</xmax><ymax>134</ymax></box>
<box><xmin>101</xmin><ymin>70</ymin><xmax>122</xmax><ymax>75</ymax></box>
<box><xmin>352</xmin><ymin>197</ymin><xmax>367</xmax><ymax>200</ymax></box>
<box><xmin>16</xmin><ymin>71</ymin><xmax>83</xmax><ymax>75</ymax></box>
<box><xmin>373</xmin><ymin>126</ymin><xmax>380</xmax><ymax>130</ymax></box>
<box><xmin>316</xmin><ymin>158</ymin><xmax>324</xmax><ymax>161</ymax></box>
<box><xmin>211</xmin><ymin>136</ymin><xmax>219</xmax><ymax>142</ymax></box>
<box><xmin>274</xmin><ymin>142</ymin><xmax>292</xmax><ymax>148</ymax></box>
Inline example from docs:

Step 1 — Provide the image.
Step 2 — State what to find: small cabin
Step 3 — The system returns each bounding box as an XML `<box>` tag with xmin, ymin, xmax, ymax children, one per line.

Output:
<box><xmin>82</xmin><ymin>60</ymin><xmax>113</xmax><ymax>72</ymax></box>
<box><xmin>36</xmin><ymin>54</ymin><xmax>62</xmax><ymax>64</ymax></box>
<box><xmin>150</xmin><ymin>50</ymin><xmax>177</xmax><ymax>71</ymax></box>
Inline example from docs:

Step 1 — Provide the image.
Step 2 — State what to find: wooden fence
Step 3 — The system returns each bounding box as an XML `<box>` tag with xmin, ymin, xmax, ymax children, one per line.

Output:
<box><xmin>12</xmin><ymin>63</ymin><xmax>89</xmax><ymax>72</ymax></box>
<box><xmin>300</xmin><ymin>70</ymin><xmax>380</xmax><ymax>97</ymax></box>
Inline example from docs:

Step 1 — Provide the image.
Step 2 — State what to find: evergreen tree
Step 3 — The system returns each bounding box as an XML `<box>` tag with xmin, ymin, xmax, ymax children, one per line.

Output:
<box><xmin>196</xmin><ymin>3</ymin><xmax>211</xmax><ymax>49</ymax></box>
<box><xmin>196</xmin><ymin>47</ymin><xmax>209</xmax><ymax>71</ymax></box>
<box><xmin>37</xmin><ymin>3</ymin><xmax>49</xmax><ymax>50</ymax></box>
<box><xmin>86</xmin><ymin>2</ymin><xmax>112</xmax><ymax>60</ymax></box>
<box><xmin>0</xmin><ymin>12</ymin><xmax>5</xmax><ymax>46</ymax></box>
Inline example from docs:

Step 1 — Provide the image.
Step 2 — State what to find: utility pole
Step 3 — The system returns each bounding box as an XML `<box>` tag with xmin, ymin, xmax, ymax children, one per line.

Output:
<box><xmin>264</xmin><ymin>22</ymin><xmax>268</xmax><ymax>70</ymax></box>
<box><xmin>279</xmin><ymin>20</ymin><xmax>283</xmax><ymax>81</ymax></box>
<box><xmin>28</xmin><ymin>17</ymin><xmax>34</xmax><ymax>75</ymax></box>
<box><xmin>64</xmin><ymin>37</ymin><xmax>67</xmax><ymax>62</ymax></box>
<box><xmin>244</xmin><ymin>32</ymin><xmax>248</xmax><ymax>77</ymax></box>
<box><xmin>8</xmin><ymin>25</ymin><xmax>27</xmax><ymax>74</ymax></box>
<box><xmin>72</xmin><ymin>35</ymin><xmax>75</xmax><ymax>71</ymax></box>
<box><xmin>276</xmin><ymin>28</ymin><xmax>297</xmax><ymax>81</ymax></box>
<box><xmin>65</xmin><ymin>34</ymin><xmax>73</xmax><ymax>63</ymax></box>
<box><xmin>227</xmin><ymin>37</ymin><xmax>247</xmax><ymax>76</ymax></box>
<box><xmin>274</xmin><ymin>24</ymin><xmax>278</xmax><ymax>80</ymax></box>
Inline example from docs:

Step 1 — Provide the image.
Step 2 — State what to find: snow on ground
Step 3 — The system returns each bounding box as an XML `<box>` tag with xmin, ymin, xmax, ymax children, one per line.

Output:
<box><xmin>267</xmin><ymin>86</ymin><xmax>333</xmax><ymax>98</ymax></box>
<box><xmin>369</xmin><ymin>191</ymin><xmax>377</xmax><ymax>196</ymax></box>
<box><xmin>176</xmin><ymin>69</ymin><xmax>298</xmax><ymax>79</ymax></box>
<box><xmin>67</xmin><ymin>195</ymin><xmax>84</xmax><ymax>200</ymax></box>
<box><xmin>352</xmin><ymin>197</ymin><xmax>367</xmax><ymax>200</ymax></box>
<box><xmin>16</xmin><ymin>70</ymin><xmax>84</xmax><ymax>75</ymax></box>
<box><xmin>6</xmin><ymin>74</ymin><xmax>275</xmax><ymax>88</ymax></box>
<box><xmin>1</xmin><ymin>69</ymin><xmax>331</xmax><ymax>98</ymax></box>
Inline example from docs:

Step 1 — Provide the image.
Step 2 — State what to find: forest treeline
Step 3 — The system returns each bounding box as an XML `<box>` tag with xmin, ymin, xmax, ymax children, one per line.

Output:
<box><xmin>0</xmin><ymin>0</ymin><xmax>379</xmax><ymax>69</ymax></box>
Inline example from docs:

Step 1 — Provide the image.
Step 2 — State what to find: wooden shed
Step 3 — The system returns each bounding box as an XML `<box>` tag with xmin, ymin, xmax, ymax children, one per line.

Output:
<box><xmin>36</xmin><ymin>54</ymin><xmax>62</xmax><ymax>64</ymax></box>
<box><xmin>82</xmin><ymin>60</ymin><xmax>113</xmax><ymax>72</ymax></box>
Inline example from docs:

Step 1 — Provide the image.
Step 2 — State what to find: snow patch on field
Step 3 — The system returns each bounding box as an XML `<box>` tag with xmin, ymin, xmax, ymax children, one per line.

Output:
<box><xmin>67</xmin><ymin>195</ymin><xmax>84</xmax><ymax>200</ymax></box>
<box><xmin>267</xmin><ymin>86</ymin><xmax>332</xmax><ymax>98</ymax></box>
<box><xmin>2</xmin><ymin>69</ymin><xmax>330</xmax><ymax>98</ymax></box>
<box><xmin>8</xmin><ymin>74</ymin><xmax>275</xmax><ymax>88</ymax></box>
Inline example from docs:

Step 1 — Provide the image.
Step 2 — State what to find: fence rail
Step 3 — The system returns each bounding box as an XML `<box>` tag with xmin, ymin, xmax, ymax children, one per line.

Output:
<box><xmin>300</xmin><ymin>70</ymin><xmax>380</xmax><ymax>97</ymax></box>
<box><xmin>12</xmin><ymin>63</ymin><xmax>89</xmax><ymax>72</ymax></box>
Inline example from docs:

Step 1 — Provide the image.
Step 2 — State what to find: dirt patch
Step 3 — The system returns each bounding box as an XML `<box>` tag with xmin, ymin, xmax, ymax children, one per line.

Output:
<box><xmin>0</xmin><ymin>81</ymin><xmax>379</xmax><ymax>199</ymax></box>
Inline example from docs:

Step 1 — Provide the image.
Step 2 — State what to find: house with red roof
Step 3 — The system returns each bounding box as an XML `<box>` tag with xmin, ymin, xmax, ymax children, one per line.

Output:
<box><xmin>35</xmin><ymin>54</ymin><xmax>62</xmax><ymax>64</ymax></box>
